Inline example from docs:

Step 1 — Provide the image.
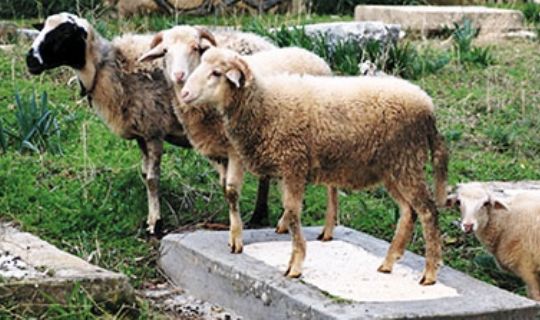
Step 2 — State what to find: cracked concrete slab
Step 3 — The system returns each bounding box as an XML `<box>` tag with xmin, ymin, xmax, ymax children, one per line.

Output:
<box><xmin>160</xmin><ymin>226</ymin><xmax>539</xmax><ymax>320</ymax></box>
<box><xmin>0</xmin><ymin>223</ymin><xmax>133</xmax><ymax>311</ymax></box>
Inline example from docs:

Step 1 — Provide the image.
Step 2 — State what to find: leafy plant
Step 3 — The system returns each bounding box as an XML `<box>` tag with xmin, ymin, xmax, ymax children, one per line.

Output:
<box><xmin>0</xmin><ymin>118</ymin><xmax>7</xmax><ymax>153</ymax></box>
<box><xmin>3</xmin><ymin>91</ymin><xmax>62</xmax><ymax>154</ymax></box>
<box><xmin>522</xmin><ymin>2</ymin><xmax>540</xmax><ymax>24</ymax></box>
<box><xmin>451</xmin><ymin>19</ymin><xmax>494</xmax><ymax>67</ymax></box>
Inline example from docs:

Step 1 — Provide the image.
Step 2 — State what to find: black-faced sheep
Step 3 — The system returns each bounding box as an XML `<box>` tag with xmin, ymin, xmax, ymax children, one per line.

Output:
<box><xmin>25</xmin><ymin>13</ymin><xmax>275</xmax><ymax>233</ymax></box>
<box><xmin>180</xmin><ymin>48</ymin><xmax>449</xmax><ymax>285</ymax></box>
<box><xmin>447</xmin><ymin>183</ymin><xmax>540</xmax><ymax>300</ymax></box>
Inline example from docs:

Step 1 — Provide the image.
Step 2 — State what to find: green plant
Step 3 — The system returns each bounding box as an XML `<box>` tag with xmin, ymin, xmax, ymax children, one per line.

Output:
<box><xmin>522</xmin><ymin>2</ymin><xmax>540</xmax><ymax>24</ymax></box>
<box><xmin>4</xmin><ymin>91</ymin><xmax>62</xmax><ymax>154</ymax></box>
<box><xmin>451</xmin><ymin>19</ymin><xmax>494</xmax><ymax>67</ymax></box>
<box><xmin>0</xmin><ymin>118</ymin><xmax>7</xmax><ymax>153</ymax></box>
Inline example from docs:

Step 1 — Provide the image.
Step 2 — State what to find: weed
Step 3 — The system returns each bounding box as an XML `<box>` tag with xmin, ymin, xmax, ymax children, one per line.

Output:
<box><xmin>451</xmin><ymin>19</ymin><xmax>494</xmax><ymax>67</ymax></box>
<box><xmin>522</xmin><ymin>2</ymin><xmax>540</xmax><ymax>25</ymax></box>
<box><xmin>3</xmin><ymin>91</ymin><xmax>62</xmax><ymax>154</ymax></box>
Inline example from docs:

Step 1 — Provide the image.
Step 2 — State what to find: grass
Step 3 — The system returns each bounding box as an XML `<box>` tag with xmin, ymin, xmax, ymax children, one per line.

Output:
<box><xmin>0</xmin><ymin>12</ymin><xmax>539</xmax><ymax>317</ymax></box>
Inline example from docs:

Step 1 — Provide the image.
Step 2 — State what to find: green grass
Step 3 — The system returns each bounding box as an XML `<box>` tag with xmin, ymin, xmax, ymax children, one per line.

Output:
<box><xmin>1</xmin><ymin>13</ymin><xmax>540</xmax><ymax>317</ymax></box>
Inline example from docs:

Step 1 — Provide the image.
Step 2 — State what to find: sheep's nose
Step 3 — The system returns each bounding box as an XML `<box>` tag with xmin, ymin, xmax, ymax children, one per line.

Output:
<box><xmin>462</xmin><ymin>223</ymin><xmax>474</xmax><ymax>233</ymax></box>
<box><xmin>180</xmin><ymin>89</ymin><xmax>192</xmax><ymax>103</ymax></box>
<box><xmin>174</xmin><ymin>71</ymin><xmax>185</xmax><ymax>83</ymax></box>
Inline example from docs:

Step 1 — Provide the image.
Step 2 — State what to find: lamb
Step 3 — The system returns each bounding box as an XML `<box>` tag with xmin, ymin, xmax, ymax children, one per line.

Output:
<box><xmin>24</xmin><ymin>13</ymin><xmax>275</xmax><ymax>234</ymax></box>
<box><xmin>447</xmin><ymin>183</ymin><xmax>540</xmax><ymax>300</ymax></box>
<box><xmin>139</xmin><ymin>26</ymin><xmax>339</xmax><ymax>252</ymax></box>
<box><xmin>180</xmin><ymin>48</ymin><xmax>449</xmax><ymax>284</ymax></box>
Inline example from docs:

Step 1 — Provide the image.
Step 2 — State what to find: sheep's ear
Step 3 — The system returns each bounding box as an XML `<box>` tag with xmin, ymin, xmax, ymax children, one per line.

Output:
<box><xmin>491</xmin><ymin>199</ymin><xmax>509</xmax><ymax>211</ymax></box>
<box><xmin>225</xmin><ymin>69</ymin><xmax>243</xmax><ymax>88</ymax></box>
<box><xmin>226</xmin><ymin>58</ymin><xmax>252</xmax><ymax>88</ymax></box>
<box><xmin>196</xmin><ymin>27</ymin><xmax>217</xmax><ymax>49</ymax></box>
<box><xmin>445</xmin><ymin>194</ymin><xmax>458</xmax><ymax>208</ymax></box>
<box><xmin>33</xmin><ymin>22</ymin><xmax>45</xmax><ymax>31</ymax></box>
<box><xmin>138</xmin><ymin>33</ymin><xmax>165</xmax><ymax>63</ymax></box>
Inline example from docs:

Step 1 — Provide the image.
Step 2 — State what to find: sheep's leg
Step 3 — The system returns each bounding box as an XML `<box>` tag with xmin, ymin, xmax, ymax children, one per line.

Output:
<box><xmin>378</xmin><ymin>183</ymin><xmax>417</xmax><ymax>273</ymax></box>
<box><xmin>317</xmin><ymin>186</ymin><xmax>338</xmax><ymax>241</ymax></box>
<box><xmin>225</xmin><ymin>154</ymin><xmax>244</xmax><ymax>254</ymax></box>
<box><xmin>517</xmin><ymin>266</ymin><xmax>540</xmax><ymax>301</ymax></box>
<box><xmin>136</xmin><ymin>138</ymin><xmax>149</xmax><ymax>179</ymax></box>
<box><xmin>400</xmin><ymin>178</ymin><xmax>441</xmax><ymax>286</ymax></box>
<box><xmin>281</xmin><ymin>180</ymin><xmax>306</xmax><ymax>278</ymax></box>
<box><xmin>248</xmin><ymin>176</ymin><xmax>270</xmax><ymax>227</ymax></box>
<box><xmin>145</xmin><ymin>139</ymin><xmax>163</xmax><ymax>234</ymax></box>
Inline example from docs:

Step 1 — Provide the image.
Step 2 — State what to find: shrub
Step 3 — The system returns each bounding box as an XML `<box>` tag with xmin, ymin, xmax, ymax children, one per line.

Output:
<box><xmin>522</xmin><ymin>2</ymin><xmax>540</xmax><ymax>25</ymax></box>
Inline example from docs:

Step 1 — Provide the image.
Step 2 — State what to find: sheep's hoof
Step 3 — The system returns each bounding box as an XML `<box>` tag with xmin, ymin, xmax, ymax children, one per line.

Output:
<box><xmin>229</xmin><ymin>241</ymin><xmax>243</xmax><ymax>254</ymax></box>
<box><xmin>284</xmin><ymin>267</ymin><xmax>302</xmax><ymax>278</ymax></box>
<box><xmin>377</xmin><ymin>264</ymin><xmax>392</xmax><ymax>274</ymax></box>
<box><xmin>419</xmin><ymin>275</ymin><xmax>436</xmax><ymax>286</ymax></box>
<box><xmin>146</xmin><ymin>220</ymin><xmax>163</xmax><ymax>237</ymax></box>
<box><xmin>317</xmin><ymin>232</ymin><xmax>333</xmax><ymax>242</ymax></box>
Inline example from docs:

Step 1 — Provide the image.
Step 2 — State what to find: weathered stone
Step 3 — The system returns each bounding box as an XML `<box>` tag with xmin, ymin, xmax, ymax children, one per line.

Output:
<box><xmin>160</xmin><ymin>227</ymin><xmax>540</xmax><ymax>319</ymax></box>
<box><xmin>301</xmin><ymin>21</ymin><xmax>401</xmax><ymax>47</ymax></box>
<box><xmin>0</xmin><ymin>223</ymin><xmax>133</xmax><ymax>312</ymax></box>
<box><xmin>355</xmin><ymin>5</ymin><xmax>526</xmax><ymax>38</ymax></box>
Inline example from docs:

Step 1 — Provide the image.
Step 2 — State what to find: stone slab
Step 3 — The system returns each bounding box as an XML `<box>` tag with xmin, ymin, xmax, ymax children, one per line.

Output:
<box><xmin>355</xmin><ymin>5</ymin><xmax>525</xmax><ymax>37</ymax></box>
<box><xmin>159</xmin><ymin>226</ymin><xmax>539</xmax><ymax>320</ymax></box>
<box><xmin>0</xmin><ymin>223</ymin><xmax>133</xmax><ymax>310</ymax></box>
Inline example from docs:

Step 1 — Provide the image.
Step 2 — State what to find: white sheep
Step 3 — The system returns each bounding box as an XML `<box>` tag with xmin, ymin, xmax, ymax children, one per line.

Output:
<box><xmin>180</xmin><ymin>48</ymin><xmax>449</xmax><ymax>284</ymax></box>
<box><xmin>447</xmin><ymin>183</ymin><xmax>540</xmax><ymax>300</ymax></box>
<box><xmin>139</xmin><ymin>26</ymin><xmax>338</xmax><ymax>252</ymax></box>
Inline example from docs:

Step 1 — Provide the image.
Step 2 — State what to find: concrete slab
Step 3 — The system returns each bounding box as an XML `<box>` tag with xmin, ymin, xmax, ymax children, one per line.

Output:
<box><xmin>0</xmin><ymin>223</ymin><xmax>133</xmax><ymax>310</ymax></box>
<box><xmin>354</xmin><ymin>5</ymin><xmax>525</xmax><ymax>37</ymax></box>
<box><xmin>160</xmin><ymin>226</ymin><xmax>540</xmax><ymax>320</ymax></box>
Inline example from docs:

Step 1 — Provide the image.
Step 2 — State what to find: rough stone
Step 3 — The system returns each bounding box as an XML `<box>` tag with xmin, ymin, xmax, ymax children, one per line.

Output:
<box><xmin>355</xmin><ymin>5</ymin><xmax>526</xmax><ymax>38</ymax></box>
<box><xmin>0</xmin><ymin>223</ymin><xmax>133</xmax><ymax>312</ymax></box>
<box><xmin>160</xmin><ymin>226</ymin><xmax>540</xmax><ymax>320</ymax></box>
<box><xmin>299</xmin><ymin>21</ymin><xmax>401</xmax><ymax>48</ymax></box>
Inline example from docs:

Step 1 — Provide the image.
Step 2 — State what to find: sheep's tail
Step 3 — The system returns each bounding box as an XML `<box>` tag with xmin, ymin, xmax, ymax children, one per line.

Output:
<box><xmin>427</xmin><ymin>116</ymin><xmax>449</xmax><ymax>207</ymax></box>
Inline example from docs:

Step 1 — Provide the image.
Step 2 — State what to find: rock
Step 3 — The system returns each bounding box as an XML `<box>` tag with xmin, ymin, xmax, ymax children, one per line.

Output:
<box><xmin>0</xmin><ymin>223</ymin><xmax>133</xmax><ymax>313</ymax></box>
<box><xmin>355</xmin><ymin>5</ymin><xmax>526</xmax><ymax>39</ymax></box>
<box><xmin>301</xmin><ymin>21</ymin><xmax>401</xmax><ymax>48</ymax></box>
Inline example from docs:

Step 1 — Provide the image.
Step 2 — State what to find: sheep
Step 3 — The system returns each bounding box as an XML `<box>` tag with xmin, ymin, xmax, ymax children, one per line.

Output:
<box><xmin>447</xmin><ymin>183</ymin><xmax>540</xmax><ymax>300</ymax></box>
<box><xmin>24</xmin><ymin>13</ymin><xmax>275</xmax><ymax>234</ymax></box>
<box><xmin>180</xmin><ymin>47</ymin><xmax>449</xmax><ymax>284</ymax></box>
<box><xmin>139</xmin><ymin>26</ymin><xmax>339</xmax><ymax>252</ymax></box>
<box><xmin>138</xmin><ymin>26</ymin><xmax>277</xmax><ymax>228</ymax></box>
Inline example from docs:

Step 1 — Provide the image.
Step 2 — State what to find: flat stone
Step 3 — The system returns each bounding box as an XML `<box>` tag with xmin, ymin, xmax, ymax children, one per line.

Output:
<box><xmin>159</xmin><ymin>226</ymin><xmax>539</xmax><ymax>319</ymax></box>
<box><xmin>0</xmin><ymin>223</ymin><xmax>133</xmax><ymax>311</ymax></box>
<box><xmin>355</xmin><ymin>5</ymin><xmax>526</xmax><ymax>37</ymax></box>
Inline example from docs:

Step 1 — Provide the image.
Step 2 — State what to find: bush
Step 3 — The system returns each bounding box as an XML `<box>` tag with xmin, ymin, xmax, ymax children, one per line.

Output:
<box><xmin>0</xmin><ymin>0</ymin><xmax>103</xmax><ymax>19</ymax></box>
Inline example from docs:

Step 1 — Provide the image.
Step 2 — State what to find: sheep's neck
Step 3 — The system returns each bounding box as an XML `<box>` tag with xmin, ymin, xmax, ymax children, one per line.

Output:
<box><xmin>476</xmin><ymin>210</ymin><xmax>504</xmax><ymax>255</ymax></box>
<box><xmin>77</xmin><ymin>31</ymin><xmax>112</xmax><ymax>98</ymax></box>
<box><xmin>223</xmin><ymin>81</ymin><xmax>269</xmax><ymax>162</ymax></box>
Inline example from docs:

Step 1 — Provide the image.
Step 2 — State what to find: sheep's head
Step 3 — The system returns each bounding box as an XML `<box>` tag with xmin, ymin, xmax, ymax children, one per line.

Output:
<box><xmin>446</xmin><ymin>183</ymin><xmax>509</xmax><ymax>234</ymax></box>
<box><xmin>180</xmin><ymin>48</ymin><xmax>252</xmax><ymax>110</ymax></box>
<box><xmin>26</xmin><ymin>12</ymin><xmax>90</xmax><ymax>75</ymax></box>
<box><xmin>138</xmin><ymin>26</ymin><xmax>216</xmax><ymax>85</ymax></box>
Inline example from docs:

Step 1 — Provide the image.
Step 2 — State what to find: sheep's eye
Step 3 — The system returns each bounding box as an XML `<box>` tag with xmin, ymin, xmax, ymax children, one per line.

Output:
<box><xmin>211</xmin><ymin>70</ymin><xmax>222</xmax><ymax>77</ymax></box>
<box><xmin>455</xmin><ymin>199</ymin><xmax>461</xmax><ymax>207</ymax></box>
<box><xmin>192</xmin><ymin>46</ymin><xmax>200</xmax><ymax>52</ymax></box>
